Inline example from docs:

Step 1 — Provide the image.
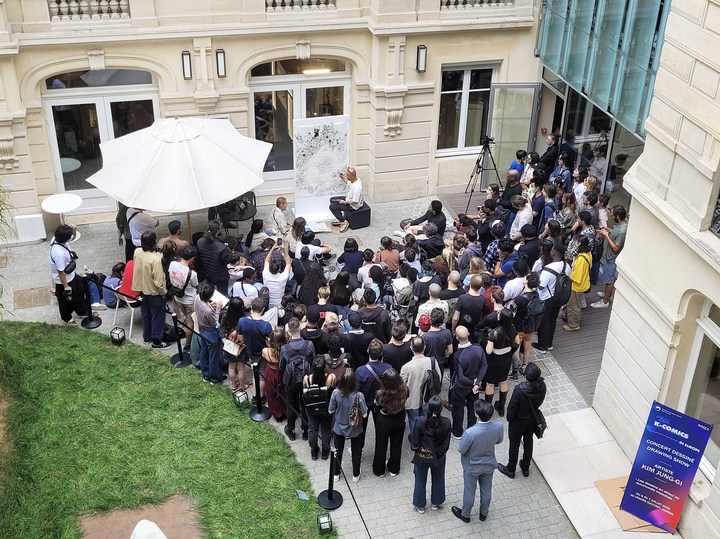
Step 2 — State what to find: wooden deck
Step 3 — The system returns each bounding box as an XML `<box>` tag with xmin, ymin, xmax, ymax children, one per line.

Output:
<box><xmin>440</xmin><ymin>192</ymin><xmax>612</xmax><ymax>405</ymax></box>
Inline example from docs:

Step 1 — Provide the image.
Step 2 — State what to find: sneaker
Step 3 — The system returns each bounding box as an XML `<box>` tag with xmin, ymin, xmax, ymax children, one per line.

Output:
<box><xmin>563</xmin><ymin>324</ymin><xmax>580</xmax><ymax>332</ymax></box>
<box><xmin>321</xmin><ymin>449</ymin><xmax>330</xmax><ymax>460</ymax></box>
<box><xmin>390</xmin><ymin>471</ymin><xmax>398</xmax><ymax>477</ymax></box>
<box><xmin>63</xmin><ymin>319</ymin><xmax>79</xmax><ymax>327</ymax></box>
<box><xmin>497</xmin><ymin>463</ymin><xmax>515</xmax><ymax>479</ymax></box>
<box><xmin>209</xmin><ymin>376</ymin><xmax>227</xmax><ymax>385</ymax></box>
<box><xmin>311</xmin><ymin>447</ymin><xmax>319</xmax><ymax>460</ymax></box>
<box><xmin>202</xmin><ymin>377</ymin><xmax>211</xmax><ymax>383</ymax></box>
<box><xmin>151</xmin><ymin>341</ymin><xmax>172</xmax><ymax>350</ymax></box>
<box><xmin>479</xmin><ymin>513</ymin><xmax>487</xmax><ymax>521</ymax></box>
<box><xmin>508</xmin><ymin>370</ymin><xmax>519</xmax><ymax>381</ymax></box>
<box><xmin>339</xmin><ymin>221</ymin><xmax>350</xmax><ymax>233</ymax></box>
<box><xmin>531</xmin><ymin>342</ymin><xmax>547</xmax><ymax>352</ymax></box>
<box><xmin>415</xmin><ymin>506</ymin><xmax>426</xmax><ymax>514</ymax></box>
<box><xmin>522</xmin><ymin>469</ymin><xmax>530</xmax><ymax>477</ymax></box>
<box><xmin>431</xmin><ymin>504</ymin><xmax>440</xmax><ymax>510</ymax></box>
<box><xmin>334</xmin><ymin>474</ymin><xmax>341</xmax><ymax>482</ymax></box>
<box><xmin>547</xmin><ymin>346</ymin><xmax>554</xmax><ymax>351</ymax></box>
<box><xmin>580</xmin><ymin>299</ymin><xmax>587</xmax><ymax>309</ymax></box>
<box><xmin>302</xmin><ymin>430</ymin><xmax>309</xmax><ymax>441</ymax></box>
<box><xmin>451</xmin><ymin>432</ymin><xmax>462</xmax><ymax>441</ymax></box>
<box><xmin>452</xmin><ymin>506</ymin><xmax>470</xmax><ymax>523</ymax></box>
<box><xmin>377</xmin><ymin>473</ymin><xmax>385</xmax><ymax>478</ymax></box>
<box><xmin>90</xmin><ymin>302</ymin><xmax>106</xmax><ymax>311</ymax></box>
<box><xmin>284</xmin><ymin>426</ymin><xmax>296</xmax><ymax>441</ymax></box>
<box><xmin>144</xmin><ymin>338</ymin><xmax>152</xmax><ymax>344</ymax></box>
<box><xmin>331</xmin><ymin>220</ymin><xmax>343</xmax><ymax>226</ymax></box>
<box><xmin>597</xmin><ymin>291</ymin><xmax>605</xmax><ymax>298</ymax></box>
<box><xmin>590</xmin><ymin>300</ymin><xmax>610</xmax><ymax>309</ymax></box>
<box><xmin>352</xmin><ymin>474</ymin><xmax>360</xmax><ymax>483</ymax></box>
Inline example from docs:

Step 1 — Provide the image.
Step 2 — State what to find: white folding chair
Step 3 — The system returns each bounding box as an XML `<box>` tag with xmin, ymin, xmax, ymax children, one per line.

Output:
<box><xmin>112</xmin><ymin>290</ymin><xmax>142</xmax><ymax>339</ymax></box>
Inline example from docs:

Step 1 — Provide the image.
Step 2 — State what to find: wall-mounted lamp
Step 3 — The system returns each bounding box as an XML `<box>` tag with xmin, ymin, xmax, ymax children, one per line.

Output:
<box><xmin>181</xmin><ymin>51</ymin><xmax>192</xmax><ymax>80</ymax></box>
<box><xmin>216</xmin><ymin>49</ymin><xmax>226</xmax><ymax>78</ymax></box>
<box><xmin>416</xmin><ymin>45</ymin><xmax>427</xmax><ymax>73</ymax></box>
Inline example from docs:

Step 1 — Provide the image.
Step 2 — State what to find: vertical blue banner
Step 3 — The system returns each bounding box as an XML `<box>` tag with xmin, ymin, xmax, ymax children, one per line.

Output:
<box><xmin>621</xmin><ymin>401</ymin><xmax>713</xmax><ymax>533</ymax></box>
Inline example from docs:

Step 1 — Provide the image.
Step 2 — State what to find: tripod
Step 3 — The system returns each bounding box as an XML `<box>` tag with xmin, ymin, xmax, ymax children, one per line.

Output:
<box><xmin>464</xmin><ymin>140</ymin><xmax>502</xmax><ymax>214</ymax></box>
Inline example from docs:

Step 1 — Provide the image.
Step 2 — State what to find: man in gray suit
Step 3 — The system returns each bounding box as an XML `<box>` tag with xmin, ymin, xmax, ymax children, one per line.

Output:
<box><xmin>452</xmin><ymin>400</ymin><xmax>504</xmax><ymax>522</ymax></box>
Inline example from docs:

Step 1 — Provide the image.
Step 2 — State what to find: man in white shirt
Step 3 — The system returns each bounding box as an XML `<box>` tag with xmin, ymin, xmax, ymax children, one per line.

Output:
<box><xmin>329</xmin><ymin>167</ymin><xmax>364</xmax><ymax>233</ymax></box>
<box><xmin>509</xmin><ymin>195</ymin><xmax>533</xmax><ymax>241</ymax></box>
<box><xmin>127</xmin><ymin>207</ymin><xmax>159</xmax><ymax>248</ymax></box>
<box><xmin>502</xmin><ymin>259</ymin><xmax>529</xmax><ymax>303</ymax></box>
<box><xmin>270</xmin><ymin>197</ymin><xmax>291</xmax><ymax>241</ymax></box>
<box><xmin>534</xmin><ymin>240</ymin><xmax>571</xmax><ymax>352</ymax></box>
<box><xmin>262</xmin><ymin>242</ymin><xmax>293</xmax><ymax>308</ymax></box>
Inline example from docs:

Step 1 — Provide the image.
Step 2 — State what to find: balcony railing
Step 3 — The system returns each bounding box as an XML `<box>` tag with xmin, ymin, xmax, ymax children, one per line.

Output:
<box><xmin>265</xmin><ymin>0</ymin><xmax>336</xmax><ymax>11</ymax></box>
<box><xmin>440</xmin><ymin>0</ymin><xmax>514</xmax><ymax>8</ymax></box>
<box><xmin>48</xmin><ymin>0</ymin><xmax>130</xmax><ymax>22</ymax></box>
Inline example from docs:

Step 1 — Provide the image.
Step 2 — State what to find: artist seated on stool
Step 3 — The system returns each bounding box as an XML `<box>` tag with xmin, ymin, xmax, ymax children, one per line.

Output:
<box><xmin>329</xmin><ymin>167</ymin><xmax>364</xmax><ymax>233</ymax></box>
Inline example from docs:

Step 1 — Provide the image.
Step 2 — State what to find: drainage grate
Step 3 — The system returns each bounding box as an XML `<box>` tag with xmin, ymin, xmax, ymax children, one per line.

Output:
<box><xmin>533</xmin><ymin>359</ymin><xmax>551</xmax><ymax>377</ymax></box>
<box><xmin>13</xmin><ymin>287</ymin><xmax>52</xmax><ymax>309</ymax></box>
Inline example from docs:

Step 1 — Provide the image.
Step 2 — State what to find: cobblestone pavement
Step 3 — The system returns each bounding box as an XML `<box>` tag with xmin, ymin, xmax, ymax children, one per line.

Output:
<box><xmin>0</xmin><ymin>197</ymin><xmax>583</xmax><ymax>538</ymax></box>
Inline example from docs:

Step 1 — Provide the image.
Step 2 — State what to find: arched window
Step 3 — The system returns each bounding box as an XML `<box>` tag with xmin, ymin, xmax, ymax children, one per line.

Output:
<box><xmin>250</xmin><ymin>59</ymin><xmax>346</xmax><ymax>77</ymax></box>
<box><xmin>45</xmin><ymin>69</ymin><xmax>153</xmax><ymax>90</ymax></box>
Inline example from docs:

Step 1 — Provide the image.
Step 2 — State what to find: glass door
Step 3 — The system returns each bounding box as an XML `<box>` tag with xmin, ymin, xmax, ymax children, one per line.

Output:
<box><xmin>45</xmin><ymin>93</ymin><xmax>159</xmax><ymax>214</ymax></box>
<box><xmin>486</xmin><ymin>84</ymin><xmax>541</xmax><ymax>178</ymax></box>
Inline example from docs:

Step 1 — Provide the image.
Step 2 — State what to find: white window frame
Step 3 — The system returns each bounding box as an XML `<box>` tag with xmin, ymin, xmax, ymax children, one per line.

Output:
<box><xmin>436</xmin><ymin>65</ymin><xmax>496</xmax><ymax>156</ymax></box>
<box><xmin>678</xmin><ymin>302</ymin><xmax>720</xmax><ymax>481</ymax></box>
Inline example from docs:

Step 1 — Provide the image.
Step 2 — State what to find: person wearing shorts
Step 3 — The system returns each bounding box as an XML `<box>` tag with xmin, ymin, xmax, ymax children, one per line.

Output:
<box><xmin>591</xmin><ymin>205</ymin><xmax>627</xmax><ymax>309</ymax></box>
<box><xmin>168</xmin><ymin>246</ymin><xmax>198</xmax><ymax>351</ymax></box>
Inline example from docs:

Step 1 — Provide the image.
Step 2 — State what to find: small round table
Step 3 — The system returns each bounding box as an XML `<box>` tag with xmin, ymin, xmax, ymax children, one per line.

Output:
<box><xmin>42</xmin><ymin>193</ymin><xmax>83</xmax><ymax>242</ymax></box>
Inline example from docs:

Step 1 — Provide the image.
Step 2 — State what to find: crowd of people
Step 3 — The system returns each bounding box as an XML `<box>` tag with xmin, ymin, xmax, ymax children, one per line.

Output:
<box><xmin>47</xmin><ymin>146</ymin><xmax>627</xmax><ymax>522</ymax></box>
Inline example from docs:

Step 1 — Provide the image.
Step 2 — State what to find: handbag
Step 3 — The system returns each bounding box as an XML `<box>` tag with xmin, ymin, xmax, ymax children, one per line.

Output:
<box><xmin>348</xmin><ymin>393</ymin><xmax>362</xmax><ymax>427</ymax></box>
<box><xmin>167</xmin><ymin>267</ymin><xmax>192</xmax><ymax>298</ymax></box>
<box><xmin>519</xmin><ymin>389</ymin><xmax>547</xmax><ymax>439</ymax></box>
<box><xmin>411</xmin><ymin>431</ymin><xmax>438</xmax><ymax>468</ymax></box>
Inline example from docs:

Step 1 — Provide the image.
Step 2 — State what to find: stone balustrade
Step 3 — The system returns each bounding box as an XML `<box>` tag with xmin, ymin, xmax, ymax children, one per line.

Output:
<box><xmin>265</xmin><ymin>0</ymin><xmax>336</xmax><ymax>11</ymax></box>
<box><xmin>47</xmin><ymin>0</ymin><xmax>130</xmax><ymax>21</ymax></box>
<box><xmin>440</xmin><ymin>0</ymin><xmax>514</xmax><ymax>8</ymax></box>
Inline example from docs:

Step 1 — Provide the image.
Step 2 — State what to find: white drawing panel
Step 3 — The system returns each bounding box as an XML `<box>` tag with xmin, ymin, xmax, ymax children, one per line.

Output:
<box><xmin>293</xmin><ymin>116</ymin><xmax>349</xmax><ymax>222</ymax></box>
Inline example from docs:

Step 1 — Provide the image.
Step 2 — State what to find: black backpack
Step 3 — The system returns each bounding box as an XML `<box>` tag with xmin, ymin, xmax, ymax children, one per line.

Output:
<box><xmin>524</xmin><ymin>292</ymin><xmax>546</xmax><ymax>332</ymax></box>
<box><xmin>421</xmin><ymin>357</ymin><xmax>442</xmax><ymax>404</ymax></box>
<box><xmin>303</xmin><ymin>375</ymin><xmax>330</xmax><ymax>416</ymax></box>
<box><xmin>283</xmin><ymin>341</ymin><xmax>309</xmax><ymax>392</ymax></box>
<box><xmin>542</xmin><ymin>263</ymin><xmax>571</xmax><ymax>308</ymax></box>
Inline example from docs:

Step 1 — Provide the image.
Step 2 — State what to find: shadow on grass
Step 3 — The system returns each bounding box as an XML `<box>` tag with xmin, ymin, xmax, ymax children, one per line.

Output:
<box><xmin>0</xmin><ymin>322</ymin><xmax>332</xmax><ymax>539</ymax></box>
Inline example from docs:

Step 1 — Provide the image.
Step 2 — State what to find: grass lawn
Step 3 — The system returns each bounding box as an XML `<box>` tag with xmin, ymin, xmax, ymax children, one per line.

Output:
<box><xmin>0</xmin><ymin>322</ymin><xmax>329</xmax><ymax>538</ymax></box>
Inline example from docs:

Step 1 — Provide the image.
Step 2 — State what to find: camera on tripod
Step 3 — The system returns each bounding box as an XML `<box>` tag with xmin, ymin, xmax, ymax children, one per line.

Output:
<box><xmin>479</xmin><ymin>135</ymin><xmax>495</xmax><ymax>146</ymax></box>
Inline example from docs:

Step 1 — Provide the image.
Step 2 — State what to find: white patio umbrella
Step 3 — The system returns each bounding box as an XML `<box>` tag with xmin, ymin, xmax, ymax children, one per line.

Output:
<box><xmin>87</xmin><ymin>117</ymin><xmax>271</xmax><ymax>232</ymax></box>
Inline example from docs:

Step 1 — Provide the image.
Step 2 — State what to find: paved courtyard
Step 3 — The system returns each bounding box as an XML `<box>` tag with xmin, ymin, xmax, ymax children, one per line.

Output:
<box><xmin>0</xmin><ymin>197</ymin><xmax>585</xmax><ymax>538</ymax></box>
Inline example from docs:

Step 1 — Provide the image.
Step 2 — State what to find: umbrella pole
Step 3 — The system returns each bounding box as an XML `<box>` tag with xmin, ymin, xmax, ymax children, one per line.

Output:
<box><xmin>186</xmin><ymin>211</ymin><xmax>192</xmax><ymax>239</ymax></box>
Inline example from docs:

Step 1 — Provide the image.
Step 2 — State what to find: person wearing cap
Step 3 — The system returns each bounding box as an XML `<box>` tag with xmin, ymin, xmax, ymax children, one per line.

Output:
<box><xmin>533</xmin><ymin>240</ymin><xmax>570</xmax><ymax>352</ymax></box>
<box><xmin>517</xmin><ymin>224</ymin><xmax>540</xmax><ymax>269</ymax></box>
<box><xmin>344</xmin><ymin>311</ymin><xmax>374</xmax><ymax>368</ymax></box>
<box><xmin>400</xmin><ymin>336</ymin><xmax>441</xmax><ymax>435</ymax></box>
<box><xmin>329</xmin><ymin>167</ymin><xmax>364</xmax><ymax>233</ymax></box>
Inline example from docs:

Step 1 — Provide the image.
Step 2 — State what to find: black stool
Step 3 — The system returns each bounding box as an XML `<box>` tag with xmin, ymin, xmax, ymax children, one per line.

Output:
<box><xmin>348</xmin><ymin>202</ymin><xmax>371</xmax><ymax>230</ymax></box>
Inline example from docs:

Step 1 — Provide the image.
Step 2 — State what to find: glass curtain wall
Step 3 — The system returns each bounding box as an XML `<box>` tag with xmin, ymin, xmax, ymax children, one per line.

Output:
<box><xmin>538</xmin><ymin>0</ymin><xmax>668</xmax><ymax>137</ymax></box>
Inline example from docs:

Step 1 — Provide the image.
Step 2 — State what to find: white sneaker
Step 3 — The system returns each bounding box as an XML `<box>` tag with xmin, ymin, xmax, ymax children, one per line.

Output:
<box><xmin>580</xmin><ymin>298</ymin><xmax>587</xmax><ymax>309</ymax></box>
<box><xmin>352</xmin><ymin>474</ymin><xmax>360</xmax><ymax>483</ymax></box>
<box><xmin>415</xmin><ymin>506</ymin><xmax>426</xmax><ymax>514</ymax></box>
<box><xmin>334</xmin><ymin>474</ymin><xmax>341</xmax><ymax>482</ymax></box>
<box><xmin>394</xmin><ymin>230</ymin><xmax>407</xmax><ymax>238</ymax></box>
<box><xmin>590</xmin><ymin>300</ymin><xmax>610</xmax><ymax>309</ymax></box>
<box><xmin>91</xmin><ymin>302</ymin><xmax>107</xmax><ymax>311</ymax></box>
<box><xmin>597</xmin><ymin>292</ymin><xmax>605</xmax><ymax>299</ymax></box>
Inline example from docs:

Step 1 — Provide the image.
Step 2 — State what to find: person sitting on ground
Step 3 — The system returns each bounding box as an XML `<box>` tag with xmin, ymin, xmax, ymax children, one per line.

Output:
<box><xmin>403</xmin><ymin>247</ymin><xmax>422</xmax><ymax>276</ymax></box>
<box><xmin>157</xmin><ymin>220</ymin><xmax>190</xmax><ymax>253</ymax></box>
<box><xmin>297</xmin><ymin>262</ymin><xmax>326</xmax><ymax>307</ymax></box>
<box><xmin>295</xmin><ymin>229</ymin><xmax>333</xmax><ymax>263</ymax></box>
<box><xmin>416</xmin><ymin>222</ymin><xmax>444</xmax><ymax>260</ymax></box>
<box><xmin>374</xmin><ymin>236</ymin><xmax>401</xmax><ymax>275</ymax></box>
<box><xmin>287</xmin><ymin>216</ymin><xmax>307</xmax><ymax>255</ymax></box>
<box><xmin>401</xmin><ymin>200</ymin><xmax>447</xmax><ymax>236</ymax></box>
<box><xmin>230</xmin><ymin>267</ymin><xmax>259</xmax><ymax>310</ymax></box>
<box><xmin>329</xmin><ymin>271</ymin><xmax>354</xmax><ymax>308</ymax></box>
<box><xmin>245</xmin><ymin>219</ymin><xmax>273</xmax><ymax>254</ymax></box>
<box><xmin>329</xmin><ymin>167</ymin><xmax>365</xmax><ymax>233</ymax></box>
<box><xmin>453</xmin><ymin>213</ymin><xmax>476</xmax><ymax>236</ymax></box>
<box><xmin>392</xmin><ymin>262</ymin><xmax>411</xmax><ymax>294</ymax></box>
<box><xmin>441</xmin><ymin>234</ymin><xmax>468</xmax><ymax>274</ymax></box>
<box><xmin>337</xmin><ymin>237</ymin><xmax>364</xmax><ymax>282</ymax></box>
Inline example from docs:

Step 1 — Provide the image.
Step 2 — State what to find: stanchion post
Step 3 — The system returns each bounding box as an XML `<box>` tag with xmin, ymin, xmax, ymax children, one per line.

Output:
<box><xmin>317</xmin><ymin>448</ymin><xmax>343</xmax><ymax>510</ymax></box>
<box><xmin>80</xmin><ymin>276</ymin><xmax>102</xmax><ymax>330</ymax></box>
<box><xmin>169</xmin><ymin>312</ymin><xmax>191</xmax><ymax>367</ymax></box>
<box><xmin>248</xmin><ymin>362</ymin><xmax>270</xmax><ymax>422</ymax></box>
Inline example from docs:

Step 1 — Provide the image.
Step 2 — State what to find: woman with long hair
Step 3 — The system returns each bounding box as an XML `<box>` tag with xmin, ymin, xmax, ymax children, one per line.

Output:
<box><xmin>297</xmin><ymin>261</ymin><xmax>327</xmax><ymax>306</ymax></box>
<box><xmin>498</xmin><ymin>362</ymin><xmax>547</xmax><ymax>480</ymax></box>
<box><xmin>366</xmin><ymin>264</ymin><xmax>385</xmax><ymax>299</ymax></box>
<box><xmin>558</xmin><ymin>192</ymin><xmax>577</xmax><ymax>240</ymax></box>
<box><xmin>338</xmin><ymin>237</ymin><xmax>364</xmax><ymax>278</ymax></box>
<box><xmin>196</xmin><ymin>221</ymin><xmax>234</xmax><ymax>295</ymax></box>
<box><xmin>329</xmin><ymin>271</ymin><xmax>354</xmax><ymax>308</ymax></box>
<box><xmin>194</xmin><ymin>282</ymin><xmax>225</xmax><ymax>384</ymax></box>
<box><xmin>533</xmin><ymin>238</ymin><xmax>555</xmax><ymax>273</ymax></box>
<box><xmin>484</xmin><ymin>308</ymin><xmax>519</xmax><ymax>417</ymax></box>
<box><xmin>328</xmin><ymin>367</ymin><xmax>368</xmax><ymax>483</ymax></box>
<box><xmin>303</xmin><ymin>355</ymin><xmax>336</xmax><ymax>460</ymax></box>
<box><xmin>540</xmin><ymin>218</ymin><xmax>564</xmax><ymax>245</ymax></box>
<box><xmin>262</xmin><ymin>328</ymin><xmax>287</xmax><ymax>421</ymax></box>
<box><xmin>462</xmin><ymin>256</ymin><xmax>487</xmax><ymax>289</ymax></box>
<box><xmin>372</xmin><ymin>368</ymin><xmax>409</xmax><ymax>477</ymax></box>
<box><xmin>374</xmin><ymin>236</ymin><xmax>400</xmax><ymax>275</ymax></box>
<box><xmin>411</xmin><ymin>396</ymin><xmax>452</xmax><ymax>513</ymax></box>
<box><xmin>221</xmin><ymin>298</ymin><xmax>248</xmax><ymax>391</ymax></box>
<box><xmin>245</xmin><ymin>218</ymin><xmax>270</xmax><ymax>254</ymax></box>
<box><xmin>288</xmin><ymin>217</ymin><xmax>307</xmax><ymax>255</ymax></box>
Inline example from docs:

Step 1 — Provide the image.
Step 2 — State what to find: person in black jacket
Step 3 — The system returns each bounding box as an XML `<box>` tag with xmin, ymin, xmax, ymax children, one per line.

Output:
<box><xmin>538</xmin><ymin>133</ymin><xmax>559</xmax><ymax>171</ymax></box>
<box><xmin>411</xmin><ymin>396</ymin><xmax>452</xmax><ymax>513</ymax></box>
<box><xmin>497</xmin><ymin>170</ymin><xmax>522</xmax><ymax>210</ymax></box>
<box><xmin>401</xmin><ymin>200</ymin><xmax>447</xmax><ymax>236</ymax></box>
<box><xmin>196</xmin><ymin>221</ymin><xmax>235</xmax><ymax>294</ymax></box>
<box><xmin>497</xmin><ymin>362</ymin><xmax>547</xmax><ymax>479</ymax></box>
